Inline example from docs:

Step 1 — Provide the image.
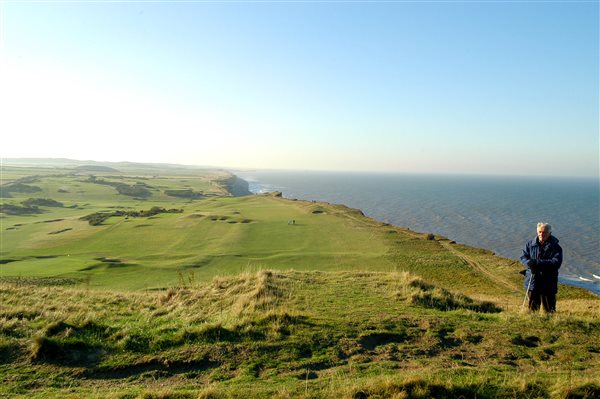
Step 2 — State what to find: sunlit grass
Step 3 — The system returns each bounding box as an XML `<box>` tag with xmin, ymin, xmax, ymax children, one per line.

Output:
<box><xmin>0</xmin><ymin>270</ymin><xmax>598</xmax><ymax>398</ymax></box>
<box><xmin>1</xmin><ymin>165</ymin><xmax>598</xmax><ymax>398</ymax></box>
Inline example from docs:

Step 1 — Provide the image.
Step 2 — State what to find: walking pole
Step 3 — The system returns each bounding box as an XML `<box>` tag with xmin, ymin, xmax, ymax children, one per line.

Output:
<box><xmin>521</xmin><ymin>273</ymin><xmax>532</xmax><ymax>310</ymax></box>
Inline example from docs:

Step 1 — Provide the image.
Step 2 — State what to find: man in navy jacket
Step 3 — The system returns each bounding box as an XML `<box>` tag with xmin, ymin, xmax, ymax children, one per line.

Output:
<box><xmin>520</xmin><ymin>222</ymin><xmax>563</xmax><ymax>312</ymax></box>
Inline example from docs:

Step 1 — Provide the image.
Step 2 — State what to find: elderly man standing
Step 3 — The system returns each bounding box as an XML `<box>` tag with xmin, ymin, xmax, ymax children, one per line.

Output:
<box><xmin>520</xmin><ymin>223</ymin><xmax>563</xmax><ymax>312</ymax></box>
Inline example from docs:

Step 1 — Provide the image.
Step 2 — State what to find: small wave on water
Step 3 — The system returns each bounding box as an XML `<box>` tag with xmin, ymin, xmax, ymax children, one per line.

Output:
<box><xmin>237</xmin><ymin>171</ymin><xmax>600</xmax><ymax>295</ymax></box>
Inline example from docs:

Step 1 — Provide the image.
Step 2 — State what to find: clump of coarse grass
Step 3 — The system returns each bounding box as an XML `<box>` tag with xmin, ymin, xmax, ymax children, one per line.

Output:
<box><xmin>196</xmin><ymin>385</ymin><xmax>228</xmax><ymax>399</ymax></box>
<box><xmin>151</xmin><ymin>270</ymin><xmax>289</xmax><ymax>332</ymax></box>
<box><xmin>339</xmin><ymin>376</ymin><xmax>438</xmax><ymax>399</ymax></box>
<box><xmin>337</xmin><ymin>374</ymin><xmax>562</xmax><ymax>399</ymax></box>
<box><xmin>561</xmin><ymin>383</ymin><xmax>600</xmax><ymax>399</ymax></box>
<box><xmin>139</xmin><ymin>389</ymin><xmax>198</xmax><ymax>399</ymax></box>
<box><xmin>238</xmin><ymin>309</ymin><xmax>307</xmax><ymax>340</ymax></box>
<box><xmin>0</xmin><ymin>316</ymin><xmax>26</xmax><ymax>337</ymax></box>
<box><xmin>394</xmin><ymin>272</ymin><xmax>501</xmax><ymax>313</ymax></box>
<box><xmin>232</xmin><ymin>270</ymin><xmax>284</xmax><ymax>315</ymax></box>
<box><xmin>158</xmin><ymin>287</ymin><xmax>180</xmax><ymax>305</ymax></box>
<box><xmin>178</xmin><ymin>321</ymin><xmax>241</xmax><ymax>343</ymax></box>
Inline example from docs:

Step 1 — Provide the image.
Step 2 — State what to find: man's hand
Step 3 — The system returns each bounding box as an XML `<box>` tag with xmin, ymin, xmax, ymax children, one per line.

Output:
<box><xmin>527</xmin><ymin>259</ymin><xmax>538</xmax><ymax>272</ymax></box>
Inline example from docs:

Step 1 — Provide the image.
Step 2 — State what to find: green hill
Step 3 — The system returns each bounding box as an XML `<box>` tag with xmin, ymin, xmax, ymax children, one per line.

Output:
<box><xmin>0</xmin><ymin>163</ymin><xmax>598</xmax><ymax>398</ymax></box>
<box><xmin>1</xmin><ymin>270</ymin><xmax>598</xmax><ymax>399</ymax></box>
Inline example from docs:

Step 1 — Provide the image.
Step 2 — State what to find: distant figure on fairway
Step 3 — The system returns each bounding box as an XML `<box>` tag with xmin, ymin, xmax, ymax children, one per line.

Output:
<box><xmin>519</xmin><ymin>222</ymin><xmax>563</xmax><ymax>312</ymax></box>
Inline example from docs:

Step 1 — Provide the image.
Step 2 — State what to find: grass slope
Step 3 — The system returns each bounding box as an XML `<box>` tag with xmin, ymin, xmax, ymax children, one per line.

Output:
<box><xmin>1</xmin><ymin>163</ymin><xmax>599</xmax><ymax>398</ymax></box>
<box><xmin>0</xmin><ymin>270</ymin><xmax>598</xmax><ymax>398</ymax></box>
<box><xmin>3</xmin><ymin>195</ymin><xmax>396</xmax><ymax>290</ymax></box>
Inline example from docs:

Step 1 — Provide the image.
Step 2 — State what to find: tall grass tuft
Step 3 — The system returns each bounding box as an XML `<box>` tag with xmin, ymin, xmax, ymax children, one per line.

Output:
<box><xmin>233</xmin><ymin>270</ymin><xmax>283</xmax><ymax>315</ymax></box>
<box><xmin>395</xmin><ymin>272</ymin><xmax>501</xmax><ymax>313</ymax></box>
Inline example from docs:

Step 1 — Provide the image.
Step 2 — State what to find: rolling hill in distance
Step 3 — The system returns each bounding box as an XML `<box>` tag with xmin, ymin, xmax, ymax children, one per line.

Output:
<box><xmin>0</xmin><ymin>158</ymin><xmax>598</xmax><ymax>398</ymax></box>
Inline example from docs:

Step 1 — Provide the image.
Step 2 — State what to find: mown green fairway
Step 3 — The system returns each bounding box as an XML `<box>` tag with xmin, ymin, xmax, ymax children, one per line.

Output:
<box><xmin>2</xmin><ymin>164</ymin><xmax>253</xmax><ymax>289</ymax></box>
<box><xmin>3</xmin><ymin>194</ymin><xmax>397</xmax><ymax>290</ymax></box>
<box><xmin>3</xmin><ymin>175</ymin><xmax>395</xmax><ymax>290</ymax></box>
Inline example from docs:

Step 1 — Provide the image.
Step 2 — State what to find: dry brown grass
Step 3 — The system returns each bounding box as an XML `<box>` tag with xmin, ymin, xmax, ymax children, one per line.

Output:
<box><xmin>1</xmin><ymin>270</ymin><xmax>598</xmax><ymax>399</ymax></box>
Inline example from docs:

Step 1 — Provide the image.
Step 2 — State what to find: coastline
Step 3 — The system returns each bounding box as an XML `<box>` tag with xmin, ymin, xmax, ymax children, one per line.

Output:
<box><xmin>233</xmin><ymin>173</ymin><xmax>599</xmax><ymax>296</ymax></box>
<box><xmin>223</xmin><ymin>173</ymin><xmax>252</xmax><ymax>197</ymax></box>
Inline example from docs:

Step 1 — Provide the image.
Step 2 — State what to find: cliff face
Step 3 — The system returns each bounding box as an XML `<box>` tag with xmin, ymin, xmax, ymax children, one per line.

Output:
<box><xmin>224</xmin><ymin>175</ymin><xmax>252</xmax><ymax>197</ymax></box>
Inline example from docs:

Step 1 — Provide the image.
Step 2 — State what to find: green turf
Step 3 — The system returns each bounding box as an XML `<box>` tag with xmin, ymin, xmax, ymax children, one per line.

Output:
<box><xmin>1</xmin><ymin>161</ymin><xmax>598</xmax><ymax>398</ymax></box>
<box><xmin>2</xmin><ymin>166</ymin><xmax>398</xmax><ymax>290</ymax></box>
<box><xmin>2</xmin><ymin>195</ymin><xmax>398</xmax><ymax>290</ymax></box>
<box><xmin>0</xmin><ymin>269</ymin><xmax>598</xmax><ymax>399</ymax></box>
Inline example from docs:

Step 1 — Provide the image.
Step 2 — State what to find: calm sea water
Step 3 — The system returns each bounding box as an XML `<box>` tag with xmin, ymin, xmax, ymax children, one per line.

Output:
<box><xmin>236</xmin><ymin>171</ymin><xmax>600</xmax><ymax>295</ymax></box>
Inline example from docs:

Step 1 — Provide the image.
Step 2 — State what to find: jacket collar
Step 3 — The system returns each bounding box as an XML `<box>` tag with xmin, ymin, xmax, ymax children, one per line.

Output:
<box><xmin>534</xmin><ymin>235</ymin><xmax>558</xmax><ymax>246</ymax></box>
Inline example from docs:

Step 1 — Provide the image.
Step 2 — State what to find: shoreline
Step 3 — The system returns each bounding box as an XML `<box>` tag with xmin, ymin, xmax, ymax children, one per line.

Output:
<box><xmin>223</xmin><ymin>173</ymin><xmax>252</xmax><ymax>197</ymax></box>
<box><xmin>233</xmin><ymin>173</ymin><xmax>599</xmax><ymax>296</ymax></box>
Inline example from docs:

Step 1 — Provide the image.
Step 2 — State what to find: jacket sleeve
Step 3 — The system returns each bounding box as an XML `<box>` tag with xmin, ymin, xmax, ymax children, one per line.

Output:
<box><xmin>537</xmin><ymin>243</ymin><xmax>563</xmax><ymax>271</ymax></box>
<box><xmin>519</xmin><ymin>241</ymin><xmax>532</xmax><ymax>267</ymax></box>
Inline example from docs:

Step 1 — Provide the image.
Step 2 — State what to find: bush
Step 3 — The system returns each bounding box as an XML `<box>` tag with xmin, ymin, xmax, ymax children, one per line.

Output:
<box><xmin>3</xmin><ymin>183</ymin><xmax>42</xmax><ymax>193</ymax></box>
<box><xmin>164</xmin><ymin>189</ymin><xmax>204</xmax><ymax>199</ymax></box>
<box><xmin>22</xmin><ymin>198</ymin><xmax>64</xmax><ymax>207</ymax></box>
<box><xmin>0</xmin><ymin>204</ymin><xmax>43</xmax><ymax>215</ymax></box>
<box><xmin>115</xmin><ymin>183</ymin><xmax>151</xmax><ymax>198</ymax></box>
<box><xmin>86</xmin><ymin>177</ymin><xmax>152</xmax><ymax>198</ymax></box>
<box><xmin>81</xmin><ymin>207</ymin><xmax>183</xmax><ymax>225</ymax></box>
<box><xmin>80</xmin><ymin>212</ymin><xmax>113</xmax><ymax>226</ymax></box>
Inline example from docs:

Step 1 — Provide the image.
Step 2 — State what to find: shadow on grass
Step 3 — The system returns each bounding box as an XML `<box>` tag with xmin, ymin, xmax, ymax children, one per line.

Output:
<box><xmin>31</xmin><ymin>321</ymin><xmax>115</xmax><ymax>367</ymax></box>
<box><xmin>0</xmin><ymin>343</ymin><xmax>21</xmax><ymax>364</ymax></box>
<box><xmin>511</xmin><ymin>334</ymin><xmax>541</xmax><ymax>348</ymax></box>
<box><xmin>566</xmin><ymin>384</ymin><xmax>600</xmax><ymax>399</ymax></box>
<box><xmin>350</xmin><ymin>378</ymin><xmax>551</xmax><ymax>399</ymax></box>
<box><xmin>358</xmin><ymin>331</ymin><xmax>409</xmax><ymax>350</ymax></box>
<box><xmin>83</xmin><ymin>357</ymin><xmax>219</xmax><ymax>380</ymax></box>
<box><xmin>402</xmin><ymin>277</ymin><xmax>502</xmax><ymax>313</ymax></box>
<box><xmin>32</xmin><ymin>336</ymin><xmax>104</xmax><ymax>367</ymax></box>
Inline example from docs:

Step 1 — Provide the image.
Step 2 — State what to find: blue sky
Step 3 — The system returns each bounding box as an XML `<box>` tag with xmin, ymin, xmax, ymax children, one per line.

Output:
<box><xmin>1</xmin><ymin>1</ymin><xmax>598</xmax><ymax>177</ymax></box>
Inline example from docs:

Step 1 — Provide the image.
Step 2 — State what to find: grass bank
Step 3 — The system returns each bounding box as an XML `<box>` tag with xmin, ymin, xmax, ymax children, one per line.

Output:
<box><xmin>1</xmin><ymin>162</ymin><xmax>598</xmax><ymax>398</ymax></box>
<box><xmin>0</xmin><ymin>270</ymin><xmax>598</xmax><ymax>398</ymax></box>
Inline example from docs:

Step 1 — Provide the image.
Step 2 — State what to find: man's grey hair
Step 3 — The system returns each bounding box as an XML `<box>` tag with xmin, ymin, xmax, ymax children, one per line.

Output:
<box><xmin>537</xmin><ymin>222</ymin><xmax>552</xmax><ymax>233</ymax></box>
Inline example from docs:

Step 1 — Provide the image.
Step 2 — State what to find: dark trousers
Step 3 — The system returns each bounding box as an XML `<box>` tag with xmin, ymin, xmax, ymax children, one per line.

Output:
<box><xmin>527</xmin><ymin>290</ymin><xmax>556</xmax><ymax>312</ymax></box>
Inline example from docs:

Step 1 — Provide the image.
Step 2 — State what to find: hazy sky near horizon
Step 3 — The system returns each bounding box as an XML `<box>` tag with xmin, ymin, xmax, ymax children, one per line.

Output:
<box><xmin>1</xmin><ymin>1</ymin><xmax>598</xmax><ymax>177</ymax></box>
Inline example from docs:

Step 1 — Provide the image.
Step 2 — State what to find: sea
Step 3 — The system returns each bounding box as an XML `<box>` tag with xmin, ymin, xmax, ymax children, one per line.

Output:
<box><xmin>235</xmin><ymin>171</ymin><xmax>600</xmax><ymax>295</ymax></box>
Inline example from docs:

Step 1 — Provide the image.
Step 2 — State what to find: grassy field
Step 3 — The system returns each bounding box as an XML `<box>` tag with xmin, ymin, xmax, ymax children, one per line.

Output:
<box><xmin>2</xmin><ymin>164</ymin><xmax>395</xmax><ymax>290</ymax></box>
<box><xmin>1</xmin><ymin>161</ymin><xmax>599</xmax><ymax>398</ymax></box>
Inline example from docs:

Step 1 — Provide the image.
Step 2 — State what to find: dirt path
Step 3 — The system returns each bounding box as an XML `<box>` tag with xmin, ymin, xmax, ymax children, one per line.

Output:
<box><xmin>440</xmin><ymin>241</ymin><xmax>519</xmax><ymax>294</ymax></box>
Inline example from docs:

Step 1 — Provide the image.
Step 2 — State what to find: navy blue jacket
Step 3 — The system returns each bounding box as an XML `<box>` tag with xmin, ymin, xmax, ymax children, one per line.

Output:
<box><xmin>519</xmin><ymin>235</ymin><xmax>562</xmax><ymax>294</ymax></box>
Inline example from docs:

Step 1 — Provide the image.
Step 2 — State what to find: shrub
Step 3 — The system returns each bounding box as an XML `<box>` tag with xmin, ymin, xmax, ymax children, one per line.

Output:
<box><xmin>22</xmin><ymin>198</ymin><xmax>64</xmax><ymax>207</ymax></box>
<box><xmin>164</xmin><ymin>189</ymin><xmax>204</xmax><ymax>199</ymax></box>
<box><xmin>0</xmin><ymin>204</ymin><xmax>43</xmax><ymax>215</ymax></box>
<box><xmin>3</xmin><ymin>183</ymin><xmax>42</xmax><ymax>193</ymax></box>
<box><xmin>81</xmin><ymin>207</ymin><xmax>182</xmax><ymax>225</ymax></box>
<box><xmin>80</xmin><ymin>212</ymin><xmax>113</xmax><ymax>226</ymax></box>
<box><xmin>86</xmin><ymin>177</ymin><xmax>152</xmax><ymax>198</ymax></box>
<box><xmin>115</xmin><ymin>183</ymin><xmax>152</xmax><ymax>198</ymax></box>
